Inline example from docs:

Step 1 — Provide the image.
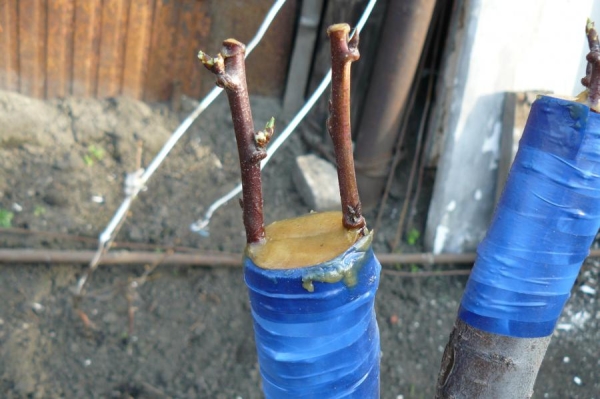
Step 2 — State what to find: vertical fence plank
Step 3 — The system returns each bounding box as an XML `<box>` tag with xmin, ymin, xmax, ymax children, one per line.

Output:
<box><xmin>46</xmin><ymin>0</ymin><xmax>75</xmax><ymax>98</ymax></box>
<box><xmin>144</xmin><ymin>0</ymin><xmax>179</xmax><ymax>102</ymax></box>
<box><xmin>0</xmin><ymin>1</ymin><xmax>19</xmax><ymax>91</ymax></box>
<box><xmin>0</xmin><ymin>0</ymin><xmax>295</xmax><ymax>101</ymax></box>
<box><xmin>245</xmin><ymin>0</ymin><xmax>296</xmax><ymax>97</ymax></box>
<box><xmin>18</xmin><ymin>0</ymin><xmax>47</xmax><ymax>98</ymax></box>
<box><xmin>122</xmin><ymin>0</ymin><xmax>154</xmax><ymax>99</ymax></box>
<box><xmin>206</xmin><ymin>0</ymin><xmax>297</xmax><ymax>98</ymax></box>
<box><xmin>72</xmin><ymin>0</ymin><xmax>102</xmax><ymax>97</ymax></box>
<box><xmin>97</xmin><ymin>0</ymin><xmax>130</xmax><ymax>98</ymax></box>
<box><xmin>173</xmin><ymin>0</ymin><xmax>210</xmax><ymax>100</ymax></box>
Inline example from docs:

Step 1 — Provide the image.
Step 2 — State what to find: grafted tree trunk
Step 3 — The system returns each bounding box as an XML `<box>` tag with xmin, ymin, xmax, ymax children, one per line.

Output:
<box><xmin>436</xmin><ymin>320</ymin><xmax>550</xmax><ymax>398</ymax></box>
<box><xmin>437</xmin><ymin>20</ymin><xmax>600</xmax><ymax>398</ymax></box>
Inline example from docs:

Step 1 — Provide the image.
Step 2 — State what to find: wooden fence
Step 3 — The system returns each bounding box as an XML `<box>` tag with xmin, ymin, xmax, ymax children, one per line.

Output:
<box><xmin>0</xmin><ymin>0</ymin><xmax>297</xmax><ymax>101</ymax></box>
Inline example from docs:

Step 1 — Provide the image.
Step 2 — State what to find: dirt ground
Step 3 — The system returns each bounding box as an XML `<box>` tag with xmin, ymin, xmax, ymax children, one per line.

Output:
<box><xmin>0</xmin><ymin>90</ymin><xmax>598</xmax><ymax>398</ymax></box>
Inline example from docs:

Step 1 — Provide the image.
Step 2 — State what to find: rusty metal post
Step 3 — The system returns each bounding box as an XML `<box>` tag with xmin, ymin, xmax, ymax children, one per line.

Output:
<box><xmin>354</xmin><ymin>0</ymin><xmax>436</xmax><ymax>208</ymax></box>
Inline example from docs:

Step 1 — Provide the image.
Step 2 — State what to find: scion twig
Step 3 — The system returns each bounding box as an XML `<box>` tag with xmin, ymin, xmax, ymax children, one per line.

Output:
<box><xmin>69</xmin><ymin>0</ymin><xmax>285</xmax><ymax>302</ymax></box>
<box><xmin>327</xmin><ymin>24</ymin><xmax>366</xmax><ymax>231</ymax></box>
<box><xmin>582</xmin><ymin>19</ymin><xmax>600</xmax><ymax>111</ymax></box>
<box><xmin>190</xmin><ymin>0</ymin><xmax>380</xmax><ymax>234</ymax></box>
<box><xmin>199</xmin><ymin>40</ymin><xmax>273</xmax><ymax>244</ymax></box>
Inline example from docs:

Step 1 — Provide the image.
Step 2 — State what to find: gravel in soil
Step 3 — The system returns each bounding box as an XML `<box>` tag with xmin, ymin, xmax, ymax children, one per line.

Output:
<box><xmin>0</xmin><ymin>90</ymin><xmax>598</xmax><ymax>398</ymax></box>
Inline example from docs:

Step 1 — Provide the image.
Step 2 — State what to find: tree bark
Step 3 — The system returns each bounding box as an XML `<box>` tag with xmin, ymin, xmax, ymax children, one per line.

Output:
<box><xmin>436</xmin><ymin>319</ymin><xmax>551</xmax><ymax>399</ymax></box>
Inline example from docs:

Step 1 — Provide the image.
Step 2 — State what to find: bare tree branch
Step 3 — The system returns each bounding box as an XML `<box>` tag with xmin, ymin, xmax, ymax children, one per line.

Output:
<box><xmin>199</xmin><ymin>39</ymin><xmax>273</xmax><ymax>244</ymax></box>
<box><xmin>327</xmin><ymin>24</ymin><xmax>366</xmax><ymax>231</ymax></box>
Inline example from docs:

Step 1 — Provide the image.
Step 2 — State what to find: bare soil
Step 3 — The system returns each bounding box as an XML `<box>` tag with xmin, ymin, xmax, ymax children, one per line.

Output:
<box><xmin>0</xmin><ymin>90</ymin><xmax>598</xmax><ymax>398</ymax></box>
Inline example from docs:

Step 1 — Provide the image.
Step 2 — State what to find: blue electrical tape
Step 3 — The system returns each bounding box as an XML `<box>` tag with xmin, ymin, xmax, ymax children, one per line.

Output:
<box><xmin>244</xmin><ymin>234</ymin><xmax>381</xmax><ymax>398</ymax></box>
<box><xmin>459</xmin><ymin>95</ymin><xmax>600</xmax><ymax>338</ymax></box>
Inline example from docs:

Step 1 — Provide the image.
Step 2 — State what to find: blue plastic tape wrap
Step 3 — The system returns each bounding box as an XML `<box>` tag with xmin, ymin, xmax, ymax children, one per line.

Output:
<box><xmin>244</xmin><ymin>234</ymin><xmax>381</xmax><ymax>398</ymax></box>
<box><xmin>459</xmin><ymin>95</ymin><xmax>600</xmax><ymax>338</ymax></box>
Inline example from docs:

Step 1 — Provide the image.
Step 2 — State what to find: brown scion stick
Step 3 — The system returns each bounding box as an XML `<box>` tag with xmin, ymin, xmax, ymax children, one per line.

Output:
<box><xmin>327</xmin><ymin>24</ymin><xmax>366</xmax><ymax>231</ymax></box>
<box><xmin>198</xmin><ymin>40</ymin><xmax>274</xmax><ymax>244</ymax></box>
<box><xmin>582</xmin><ymin>19</ymin><xmax>600</xmax><ymax>111</ymax></box>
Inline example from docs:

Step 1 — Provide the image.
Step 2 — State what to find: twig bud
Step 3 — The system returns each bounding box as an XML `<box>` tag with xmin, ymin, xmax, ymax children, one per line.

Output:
<box><xmin>255</xmin><ymin>117</ymin><xmax>275</xmax><ymax>148</ymax></box>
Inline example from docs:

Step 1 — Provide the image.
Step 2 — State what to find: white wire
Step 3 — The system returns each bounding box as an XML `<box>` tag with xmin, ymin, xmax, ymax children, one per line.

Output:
<box><xmin>246</xmin><ymin>1</ymin><xmax>287</xmax><ymax>54</ymax></box>
<box><xmin>190</xmin><ymin>0</ymin><xmax>379</xmax><ymax>235</ymax></box>
<box><xmin>190</xmin><ymin>70</ymin><xmax>332</xmax><ymax>234</ymax></box>
<box><xmin>355</xmin><ymin>0</ymin><xmax>377</xmax><ymax>33</ymax></box>
<box><xmin>73</xmin><ymin>0</ymin><xmax>288</xmax><ymax>296</ymax></box>
<box><xmin>94</xmin><ymin>0</ymin><xmax>287</xmax><ymax>247</ymax></box>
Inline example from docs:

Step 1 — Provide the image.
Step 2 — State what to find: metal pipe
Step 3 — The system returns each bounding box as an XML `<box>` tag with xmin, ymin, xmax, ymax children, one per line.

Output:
<box><xmin>2</xmin><ymin>248</ymin><xmax>600</xmax><ymax>266</ymax></box>
<box><xmin>0</xmin><ymin>249</ymin><xmax>241</xmax><ymax>266</ymax></box>
<box><xmin>354</xmin><ymin>0</ymin><xmax>436</xmax><ymax>208</ymax></box>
